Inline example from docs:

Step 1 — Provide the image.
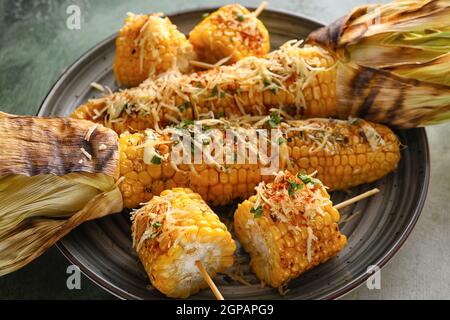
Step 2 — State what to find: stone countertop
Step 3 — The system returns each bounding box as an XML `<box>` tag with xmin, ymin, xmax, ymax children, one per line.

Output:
<box><xmin>0</xmin><ymin>0</ymin><xmax>449</xmax><ymax>299</ymax></box>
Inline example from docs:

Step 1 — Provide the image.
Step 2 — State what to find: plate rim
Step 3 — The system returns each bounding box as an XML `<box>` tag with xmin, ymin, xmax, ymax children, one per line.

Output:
<box><xmin>36</xmin><ymin>7</ymin><xmax>431</xmax><ymax>300</ymax></box>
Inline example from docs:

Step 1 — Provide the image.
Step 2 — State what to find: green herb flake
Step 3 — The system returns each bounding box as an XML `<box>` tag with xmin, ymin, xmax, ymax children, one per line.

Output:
<box><xmin>277</xmin><ymin>137</ymin><xmax>285</xmax><ymax>145</ymax></box>
<box><xmin>267</xmin><ymin>111</ymin><xmax>282</xmax><ymax>128</ymax></box>
<box><xmin>202</xmin><ymin>12</ymin><xmax>210</xmax><ymax>18</ymax></box>
<box><xmin>211</xmin><ymin>86</ymin><xmax>218</xmax><ymax>97</ymax></box>
<box><xmin>287</xmin><ymin>180</ymin><xmax>302</xmax><ymax>196</ymax></box>
<box><xmin>202</xmin><ymin>139</ymin><xmax>210</xmax><ymax>146</ymax></box>
<box><xmin>153</xmin><ymin>221</ymin><xmax>162</xmax><ymax>229</ymax></box>
<box><xmin>251</xmin><ymin>205</ymin><xmax>264</xmax><ymax>218</ymax></box>
<box><xmin>216</xmin><ymin>111</ymin><xmax>225</xmax><ymax>118</ymax></box>
<box><xmin>151</xmin><ymin>156</ymin><xmax>162</xmax><ymax>165</ymax></box>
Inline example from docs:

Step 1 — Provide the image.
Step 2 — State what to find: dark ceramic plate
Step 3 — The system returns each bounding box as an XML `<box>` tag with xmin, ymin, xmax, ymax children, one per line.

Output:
<box><xmin>38</xmin><ymin>8</ymin><xmax>430</xmax><ymax>300</ymax></box>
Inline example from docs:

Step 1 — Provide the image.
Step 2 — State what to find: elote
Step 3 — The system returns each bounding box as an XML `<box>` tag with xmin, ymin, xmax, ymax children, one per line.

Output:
<box><xmin>189</xmin><ymin>4</ymin><xmax>270</xmax><ymax>65</ymax></box>
<box><xmin>118</xmin><ymin>117</ymin><xmax>400</xmax><ymax>208</ymax></box>
<box><xmin>234</xmin><ymin>171</ymin><xmax>347</xmax><ymax>288</ymax></box>
<box><xmin>131</xmin><ymin>188</ymin><xmax>236</xmax><ymax>298</ymax></box>
<box><xmin>71</xmin><ymin>41</ymin><xmax>337</xmax><ymax>134</ymax></box>
<box><xmin>113</xmin><ymin>13</ymin><xmax>197</xmax><ymax>87</ymax></box>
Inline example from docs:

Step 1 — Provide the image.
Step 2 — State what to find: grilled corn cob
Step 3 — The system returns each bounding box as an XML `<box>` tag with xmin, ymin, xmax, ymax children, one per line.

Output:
<box><xmin>0</xmin><ymin>113</ymin><xmax>122</xmax><ymax>276</ymax></box>
<box><xmin>131</xmin><ymin>188</ymin><xmax>236</xmax><ymax>298</ymax></box>
<box><xmin>189</xmin><ymin>4</ymin><xmax>270</xmax><ymax>65</ymax></box>
<box><xmin>72</xmin><ymin>41</ymin><xmax>336</xmax><ymax>134</ymax></box>
<box><xmin>75</xmin><ymin>0</ymin><xmax>450</xmax><ymax>130</ymax></box>
<box><xmin>118</xmin><ymin>118</ymin><xmax>400</xmax><ymax>208</ymax></box>
<box><xmin>113</xmin><ymin>13</ymin><xmax>197</xmax><ymax>87</ymax></box>
<box><xmin>234</xmin><ymin>171</ymin><xmax>347</xmax><ymax>288</ymax></box>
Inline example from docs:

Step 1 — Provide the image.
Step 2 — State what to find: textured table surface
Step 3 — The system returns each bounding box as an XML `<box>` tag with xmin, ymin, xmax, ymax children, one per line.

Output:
<box><xmin>0</xmin><ymin>0</ymin><xmax>449</xmax><ymax>299</ymax></box>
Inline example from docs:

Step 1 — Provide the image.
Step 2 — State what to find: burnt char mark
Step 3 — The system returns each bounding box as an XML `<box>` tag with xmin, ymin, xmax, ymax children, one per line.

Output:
<box><xmin>386</xmin><ymin>86</ymin><xmax>405</xmax><ymax>124</ymax></box>
<box><xmin>350</xmin><ymin>67</ymin><xmax>375</xmax><ymax>98</ymax></box>
<box><xmin>95</xmin><ymin>145</ymin><xmax>117</xmax><ymax>173</ymax></box>
<box><xmin>357</xmin><ymin>76</ymin><xmax>382</xmax><ymax>119</ymax></box>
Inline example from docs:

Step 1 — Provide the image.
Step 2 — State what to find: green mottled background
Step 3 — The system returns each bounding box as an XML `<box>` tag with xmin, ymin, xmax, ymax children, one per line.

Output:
<box><xmin>0</xmin><ymin>0</ymin><xmax>449</xmax><ymax>299</ymax></box>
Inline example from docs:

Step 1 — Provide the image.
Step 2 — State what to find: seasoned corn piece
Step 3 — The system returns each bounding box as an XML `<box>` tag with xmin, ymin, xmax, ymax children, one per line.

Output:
<box><xmin>114</xmin><ymin>13</ymin><xmax>197</xmax><ymax>87</ymax></box>
<box><xmin>189</xmin><ymin>4</ymin><xmax>270</xmax><ymax>64</ymax></box>
<box><xmin>131</xmin><ymin>188</ymin><xmax>236</xmax><ymax>298</ymax></box>
<box><xmin>234</xmin><ymin>171</ymin><xmax>347</xmax><ymax>288</ymax></box>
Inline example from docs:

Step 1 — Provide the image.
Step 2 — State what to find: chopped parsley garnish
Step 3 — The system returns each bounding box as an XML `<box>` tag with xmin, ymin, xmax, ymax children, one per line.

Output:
<box><xmin>220</xmin><ymin>91</ymin><xmax>226</xmax><ymax>98</ymax></box>
<box><xmin>216</xmin><ymin>111</ymin><xmax>225</xmax><ymax>118</ymax></box>
<box><xmin>298</xmin><ymin>173</ymin><xmax>320</xmax><ymax>186</ymax></box>
<box><xmin>202</xmin><ymin>12</ymin><xmax>210</xmax><ymax>18</ymax></box>
<box><xmin>287</xmin><ymin>179</ymin><xmax>302</xmax><ymax>196</ymax></box>
<box><xmin>152</xmin><ymin>221</ymin><xmax>161</xmax><ymax>229</ymax></box>
<box><xmin>263</xmin><ymin>78</ymin><xmax>271</xmax><ymax>87</ymax></box>
<box><xmin>177</xmin><ymin>119</ymin><xmax>194</xmax><ymax>129</ymax></box>
<box><xmin>233</xmin><ymin>11</ymin><xmax>245</xmax><ymax>21</ymax></box>
<box><xmin>251</xmin><ymin>205</ymin><xmax>264</xmax><ymax>218</ymax></box>
<box><xmin>211</xmin><ymin>86</ymin><xmax>218</xmax><ymax>97</ymax></box>
<box><xmin>266</xmin><ymin>111</ymin><xmax>282</xmax><ymax>128</ymax></box>
<box><xmin>151</xmin><ymin>155</ymin><xmax>162</xmax><ymax>165</ymax></box>
<box><xmin>202</xmin><ymin>139</ymin><xmax>210</xmax><ymax>146</ymax></box>
<box><xmin>178</xmin><ymin>101</ymin><xmax>191</xmax><ymax>112</ymax></box>
<box><xmin>277</xmin><ymin>137</ymin><xmax>285</xmax><ymax>145</ymax></box>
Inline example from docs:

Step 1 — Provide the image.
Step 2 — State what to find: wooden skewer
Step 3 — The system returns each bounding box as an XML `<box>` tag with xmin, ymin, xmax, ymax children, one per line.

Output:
<box><xmin>195</xmin><ymin>260</ymin><xmax>224</xmax><ymax>300</ymax></box>
<box><xmin>334</xmin><ymin>188</ymin><xmax>380</xmax><ymax>210</ymax></box>
<box><xmin>253</xmin><ymin>1</ymin><xmax>268</xmax><ymax>17</ymax></box>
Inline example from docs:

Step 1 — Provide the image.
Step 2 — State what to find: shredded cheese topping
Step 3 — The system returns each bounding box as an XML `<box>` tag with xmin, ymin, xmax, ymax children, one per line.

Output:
<box><xmin>252</xmin><ymin>171</ymin><xmax>332</xmax><ymax>262</ymax></box>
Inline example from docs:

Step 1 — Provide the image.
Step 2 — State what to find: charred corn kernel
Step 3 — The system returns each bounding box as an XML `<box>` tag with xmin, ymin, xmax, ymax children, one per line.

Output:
<box><xmin>234</xmin><ymin>171</ymin><xmax>347</xmax><ymax>288</ymax></box>
<box><xmin>131</xmin><ymin>188</ymin><xmax>236</xmax><ymax>298</ymax></box>
<box><xmin>114</xmin><ymin>13</ymin><xmax>197</xmax><ymax>87</ymax></box>
<box><xmin>71</xmin><ymin>41</ymin><xmax>337</xmax><ymax>135</ymax></box>
<box><xmin>117</xmin><ymin>118</ymin><xmax>400</xmax><ymax>208</ymax></box>
<box><xmin>189</xmin><ymin>4</ymin><xmax>270</xmax><ymax>65</ymax></box>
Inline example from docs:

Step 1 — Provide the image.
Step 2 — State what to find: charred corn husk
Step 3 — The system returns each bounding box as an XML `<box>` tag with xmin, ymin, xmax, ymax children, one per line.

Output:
<box><xmin>113</xmin><ymin>13</ymin><xmax>197</xmax><ymax>87</ymax></box>
<box><xmin>72</xmin><ymin>41</ymin><xmax>337</xmax><ymax>134</ymax></box>
<box><xmin>0</xmin><ymin>113</ymin><xmax>122</xmax><ymax>275</ymax></box>
<box><xmin>234</xmin><ymin>171</ymin><xmax>347</xmax><ymax>288</ymax></box>
<box><xmin>131</xmin><ymin>188</ymin><xmax>236</xmax><ymax>298</ymax></box>
<box><xmin>118</xmin><ymin>118</ymin><xmax>400</xmax><ymax>208</ymax></box>
<box><xmin>307</xmin><ymin>0</ymin><xmax>450</xmax><ymax>128</ymax></box>
<box><xmin>189</xmin><ymin>4</ymin><xmax>270</xmax><ymax>64</ymax></box>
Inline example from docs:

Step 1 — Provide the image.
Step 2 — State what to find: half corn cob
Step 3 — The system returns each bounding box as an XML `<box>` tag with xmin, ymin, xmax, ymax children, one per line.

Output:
<box><xmin>118</xmin><ymin>118</ymin><xmax>400</xmax><ymax>208</ymax></box>
<box><xmin>75</xmin><ymin>0</ymin><xmax>450</xmax><ymax>130</ymax></box>
<box><xmin>131</xmin><ymin>188</ymin><xmax>236</xmax><ymax>298</ymax></box>
<box><xmin>71</xmin><ymin>41</ymin><xmax>337</xmax><ymax>134</ymax></box>
<box><xmin>0</xmin><ymin>113</ymin><xmax>122</xmax><ymax>276</ymax></box>
<box><xmin>113</xmin><ymin>13</ymin><xmax>197</xmax><ymax>87</ymax></box>
<box><xmin>234</xmin><ymin>171</ymin><xmax>347</xmax><ymax>288</ymax></box>
<box><xmin>189</xmin><ymin>4</ymin><xmax>270</xmax><ymax>65</ymax></box>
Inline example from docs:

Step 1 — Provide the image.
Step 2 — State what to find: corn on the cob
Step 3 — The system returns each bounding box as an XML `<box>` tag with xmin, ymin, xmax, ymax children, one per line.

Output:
<box><xmin>72</xmin><ymin>41</ymin><xmax>337</xmax><ymax>134</ymax></box>
<box><xmin>118</xmin><ymin>118</ymin><xmax>400</xmax><ymax>208</ymax></box>
<box><xmin>75</xmin><ymin>1</ymin><xmax>450</xmax><ymax>130</ymax></box>
<box><xmin>131</xmin><ymin>188</ymin><xmax>236</xmax><ymax>298</ymax></box>
<box><xmin>234</xmin><ymin>171</ymin><xmax>347</xmax><ymax>288</ymax></box>
<box><xmin>113</xmin><ymin>13</ymin><xmax>197</xmax><ymax>87</ymax></box>
<box><xmin>189</xmin><ymin>4</ymin><xmax>270</xmax><ymax>65</ymax></box>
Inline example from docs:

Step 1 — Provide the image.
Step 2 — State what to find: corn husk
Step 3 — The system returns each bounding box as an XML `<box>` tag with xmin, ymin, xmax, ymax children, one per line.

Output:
<box><xmin>307</xmin><ymin>0</ymin><xmax>450</xmax><ymax>128</ymax></box>
<box><xmin>0</xmin><ymin>113</ymin><xmax>123</xmax><ymax>276</ymax></box>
